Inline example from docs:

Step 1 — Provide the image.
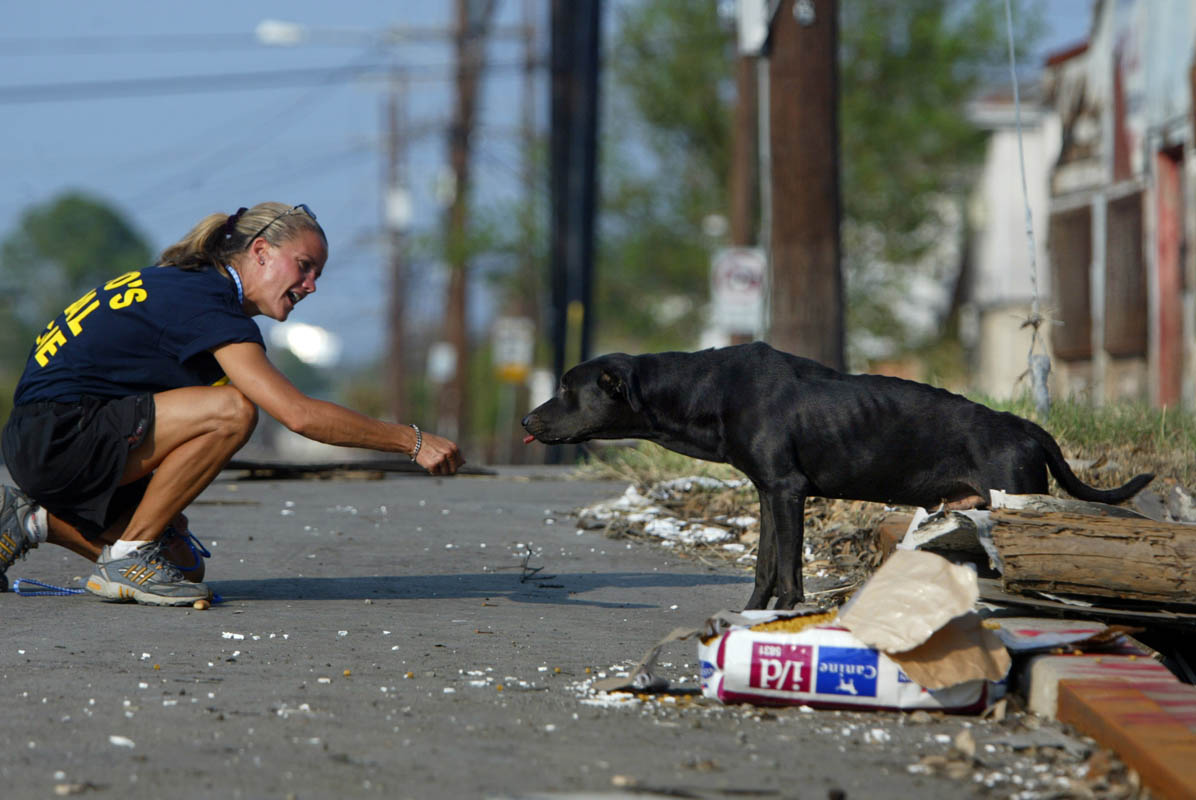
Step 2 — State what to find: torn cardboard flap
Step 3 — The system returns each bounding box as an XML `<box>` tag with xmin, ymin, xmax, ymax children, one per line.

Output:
<box><xmin>838</xmin><ymin>549</ymin><xmax>980</xmax><ymax>653</ymax></box>
<box><xmin>886</xmin><ymin>611</ymin><xmax>1010</xmax><ymax>690</ymax></box>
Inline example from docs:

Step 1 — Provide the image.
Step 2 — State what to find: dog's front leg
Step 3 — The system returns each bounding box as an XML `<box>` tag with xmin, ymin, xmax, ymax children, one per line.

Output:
<box><xmin>769</xmin><ymin>490</ymin><xmax>807</xmax><ymax>609</ymax></box>
<box><xmin>745</xmin><ymin>488</ymin><xmax>778</xmax><ymax>609</ymax></box>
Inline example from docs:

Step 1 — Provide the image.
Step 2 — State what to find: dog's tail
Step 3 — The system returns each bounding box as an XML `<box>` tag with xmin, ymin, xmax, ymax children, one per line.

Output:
<box><xmin>1027</xmin><ymin>423</ymin><xmax>1154</xmax><ymax>504</ymax></box>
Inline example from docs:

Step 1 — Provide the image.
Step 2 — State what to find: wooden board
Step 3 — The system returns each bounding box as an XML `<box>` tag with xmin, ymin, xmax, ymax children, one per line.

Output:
<box><xmin>990</xmin><ymin>509</ymin><xmax>1196</xmax><ymax>604</ymax></box>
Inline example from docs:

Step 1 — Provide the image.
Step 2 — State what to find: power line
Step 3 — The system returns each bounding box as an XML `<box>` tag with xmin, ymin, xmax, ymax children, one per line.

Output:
<box><xmin>0</xmin><ymin>33</ymin><xmax>264</xmax><ymax>55</ymax></box>
<box><xmin>0</xmin><ymin>59</ymin><xmax>537</xmax><ymax>105</ymax></box>
<box><xmin>0</xmin><ymin>25</ymin><xmax>532</xmax><ymax>56</ymax></box>
<box><xmin>120</xmin><ymin>49</ymin><xmax>387</xmax><ymax>208</ymax></box>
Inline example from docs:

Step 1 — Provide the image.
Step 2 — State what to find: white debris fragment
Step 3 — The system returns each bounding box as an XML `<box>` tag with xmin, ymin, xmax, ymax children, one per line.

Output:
<box><xmin>276</xmin><ymin>703</ymin><xmax>313</xmax><ymax>719</ymax></box>
<box><xmin>108</xmin><ymin>735</ymin><xmax>135</xmax><ymax>748</ymax></box>
<box><xmin>221</xmin><ymin>632</ymin><xmax>244</xmax><ymax>640</ymax></box>
<box><xmin>645</xmin><ymin>517</ymin><xmax>733</xmax><ymax>544</ymax></box>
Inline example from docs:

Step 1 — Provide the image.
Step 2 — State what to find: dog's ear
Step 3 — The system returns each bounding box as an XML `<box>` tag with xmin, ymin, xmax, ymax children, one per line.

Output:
<box><xmin>597</xmin><ymin>357</ymin><xmax>643</xmax><ymax>412</ymax></box>
<box><xmin>598</xmin><ymin>369</ymin><xmax>624</xmax><ymax>399</ymax></box>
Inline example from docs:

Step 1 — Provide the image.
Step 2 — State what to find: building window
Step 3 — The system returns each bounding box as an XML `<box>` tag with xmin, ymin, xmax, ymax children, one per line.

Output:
<box><xmin>1104</xmin><ymin>191</ymin><xmax>1147</xmax><ymax>357</ymax></box>
<box><xmin>1049</xmin><ymin>206</ymin><xmax>1093</xmax><ymax>360</ymax></box>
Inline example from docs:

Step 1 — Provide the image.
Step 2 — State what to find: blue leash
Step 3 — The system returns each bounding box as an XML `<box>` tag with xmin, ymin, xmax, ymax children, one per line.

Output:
<box><xmin>14</xmin><ymin>528</ymin><xmax>218</xmax><ymax>601</ymax></box>
<box><xmin>12</xmin><ymin>578</ymin><xmax>84</xmax><ymax>596</ymax></box>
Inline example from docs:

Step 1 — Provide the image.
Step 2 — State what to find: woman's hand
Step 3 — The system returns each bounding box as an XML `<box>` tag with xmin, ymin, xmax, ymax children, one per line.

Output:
<box><xmin>414</xmin><ymin>431</ymin><xmax>464</xmax><ymax>475</ymax></box>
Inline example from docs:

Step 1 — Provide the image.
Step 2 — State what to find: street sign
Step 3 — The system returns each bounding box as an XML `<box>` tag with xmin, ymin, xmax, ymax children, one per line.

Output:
<box><xmin>493</xmin><ymin>316</ymin><xmax>535</xmax><ymax>384</ymax></box>
<box><xmin>710</xmin><ymin>247</ymin><xmax>766</xmax><ymax>336</ymax></box>
<box><xmin>427</xmin><ymin>341</ymin><xmax>456</xmax><ymax>384</ymax></box>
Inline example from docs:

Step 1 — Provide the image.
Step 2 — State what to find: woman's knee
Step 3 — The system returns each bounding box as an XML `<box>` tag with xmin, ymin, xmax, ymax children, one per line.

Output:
<box><xmin>215</xmin><ymin>386</ymin><xmax>259</xmax><ymax>440</ymax></box>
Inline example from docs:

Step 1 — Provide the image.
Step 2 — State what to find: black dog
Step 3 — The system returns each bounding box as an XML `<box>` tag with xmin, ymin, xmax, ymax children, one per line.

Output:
<box><xmin>521</xmin><ymin>342</ymin><xmax>1153</xmax><ymax>610</ymax></box>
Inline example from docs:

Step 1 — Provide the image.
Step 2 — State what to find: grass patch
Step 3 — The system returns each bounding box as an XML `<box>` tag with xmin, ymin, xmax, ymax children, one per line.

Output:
<box><xmin>977</xmin><ymin>396</ymin><xmax>1196</xmax><ymax>491</ymax></box>
<box><xmin>576</xmin><ymin>441</ymin><xmax>747</xmax><ymax>485</ymax></box>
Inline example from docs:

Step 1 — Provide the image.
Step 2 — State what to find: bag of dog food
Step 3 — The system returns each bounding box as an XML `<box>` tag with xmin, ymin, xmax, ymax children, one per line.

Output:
<box><xmin>698</xmin><ymin>611</ymin><xmax>1003</xmax><ymax>712</ymax></box>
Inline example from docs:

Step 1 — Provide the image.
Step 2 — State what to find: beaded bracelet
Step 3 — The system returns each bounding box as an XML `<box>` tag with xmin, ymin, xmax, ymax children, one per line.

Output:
<box><xmin>409</xmin><ymin>423</ymin><xmax>422</xmax><ymax>462</ymax></box>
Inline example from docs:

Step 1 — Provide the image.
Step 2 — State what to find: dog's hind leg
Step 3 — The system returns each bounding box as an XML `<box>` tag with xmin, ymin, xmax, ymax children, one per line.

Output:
<box><xmin>745</xmin><ymin>487</ymin><xmax>778</xmax><ymax>609</ymax></box>
<box><xmin>769</xmin><ymin>489</ymin><xmax>808</xmax><ymax>609</ymax></box>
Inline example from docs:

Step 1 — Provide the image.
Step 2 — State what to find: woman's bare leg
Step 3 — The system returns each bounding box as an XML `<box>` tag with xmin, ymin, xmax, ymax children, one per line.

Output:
<box><xmin>115</xmin><ymin>385</ymin><xmax>257</xmax><ymax>543</ymax></box>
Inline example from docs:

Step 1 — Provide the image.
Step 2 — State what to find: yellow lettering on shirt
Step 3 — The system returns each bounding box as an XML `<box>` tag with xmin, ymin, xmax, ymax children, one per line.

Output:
<box><xmin>63</xmin><ymin>290</ymin><xmax>100</xmax><ymax>336</ymax></box>
<box><xmin>104</xmin><ymin>271</ymin><xmax>143</xmax><ymax>290</ymax></box>
<box><xmin>31</xmin><ymin>272</ymin><xmax>151</xmax><ymax>366</ymax></box>
<box><xmin>34</xmin><ymin>325</ymin><xmax>67</xmax><ymax>367</ymax></box>
<box><xmin>108</xmin><ymin>287</ymin><xmax>148</xmax><ymax>309</ymax></box>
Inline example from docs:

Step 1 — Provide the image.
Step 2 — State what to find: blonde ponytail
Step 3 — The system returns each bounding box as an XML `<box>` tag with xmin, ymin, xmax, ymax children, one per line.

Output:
<box><xmin>157</xmin><ymin>202</ymin><xmax>326</xmax><ymax>270</ymax></box>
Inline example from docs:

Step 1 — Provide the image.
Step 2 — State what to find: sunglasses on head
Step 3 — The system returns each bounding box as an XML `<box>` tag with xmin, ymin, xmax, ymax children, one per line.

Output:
<box><xmin>245</xmin><ymin>204</ymin><xmax>318</xmax><ymax>246</ymax></box>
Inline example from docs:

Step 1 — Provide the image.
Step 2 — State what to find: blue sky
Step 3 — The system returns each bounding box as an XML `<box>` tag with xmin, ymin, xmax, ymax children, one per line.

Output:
<box><xmin>1</xmin><ymin>1</ymin><xmax>1092</xmax><ymax>366</ymax></box>
<box><xmin>2</xmin><ymin>1</ymin><xmax>537</xmax><ymax>366</ymax></box>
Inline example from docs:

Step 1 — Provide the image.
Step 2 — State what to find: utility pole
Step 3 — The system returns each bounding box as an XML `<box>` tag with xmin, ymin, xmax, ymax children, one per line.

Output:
<box><xmin>384</xmin><ymin>80</ymin><xmax>409</xmax><ymax>423</ymax></box>
<box><xmin>729</xmin><ymin>55</ymin><xmax>757</xmax><ymax>250</ymax></box>
<box><xmin>441</xmin><ymin>0</ymin><xmax>498</xmax><ymax>443</ymax></box>
<box><xmin>520</xmin><ymin>0</ymin><xmax>538</xmax><ymax>325</ymax></box>
<box><xmin>548</xmin><ymin>0</ymin><xmax>601</xmax><ymax>380</ymax></box>
<box><xmin>548</xmin><ymin>0</ymin><xmax>601</xmax><ymax>464</ymax></box>
<box><xmin>767</xmin><ymin>0</ymin><xmax>843</xmax><ymax>369</ymax></box>
<box><xmin>727</xmin><ymin>50</ymin><xmax>759</xmax><ymax>347</ymax></box>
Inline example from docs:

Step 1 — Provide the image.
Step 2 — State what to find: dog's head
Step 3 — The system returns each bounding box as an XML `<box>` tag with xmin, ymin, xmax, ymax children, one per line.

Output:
<box><xmin>521</xmin><ymin>353</ymin><xmax>648</xmax><ymax>445</ymax></box>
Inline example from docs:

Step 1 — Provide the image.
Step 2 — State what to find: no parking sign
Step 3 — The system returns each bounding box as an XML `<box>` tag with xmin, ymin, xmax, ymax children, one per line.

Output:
<box><xmin>710</xmin><ymin>247</ymin><xmax>766</xmax><ymax>335</ymax></box>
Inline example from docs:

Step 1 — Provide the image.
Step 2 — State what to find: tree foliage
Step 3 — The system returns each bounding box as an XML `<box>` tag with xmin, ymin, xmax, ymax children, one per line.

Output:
<box><xmin>597</xmin><ymin>0</ymin><xmax>734</xmax><ymax>352</ymax></box>
<box><xmin>1</xmin><ymin>191</ymin><xmax>152</xmax><ymax>332</ymax></box>
<box><xmin>597</xmin><ymin>0</ymin><xmax>1042</xmax><ymax>357</ymax></box>
<box><xmin>840</xmin><ymin>0</ymin><xmax>1042</xmax><ymax>262</ymax></box>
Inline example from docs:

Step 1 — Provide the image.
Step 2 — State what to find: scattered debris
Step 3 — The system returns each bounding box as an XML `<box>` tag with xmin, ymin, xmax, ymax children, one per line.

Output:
<box><xmin>568</xmin><ymin>476</ymin><xmax>1195</xmax><ymax>798</ymax></box>
<box><xmin>574</xmin><ymin>478</ymin><xmax>886</xmax><ymax>590</ymax></box>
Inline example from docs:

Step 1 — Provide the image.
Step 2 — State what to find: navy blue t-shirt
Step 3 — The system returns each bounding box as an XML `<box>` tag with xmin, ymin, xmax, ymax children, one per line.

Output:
<box><xmin>13</xmin><ymin>266</ymin><xmax>264</xmax><ymax>405</ymax></box>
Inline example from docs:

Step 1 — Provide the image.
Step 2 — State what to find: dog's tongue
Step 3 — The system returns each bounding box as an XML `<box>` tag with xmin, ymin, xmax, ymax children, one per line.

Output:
<box><xmin>522</xmin><ymin>434</ymin><xmax>535</xmax><ymax>444</ymax></box>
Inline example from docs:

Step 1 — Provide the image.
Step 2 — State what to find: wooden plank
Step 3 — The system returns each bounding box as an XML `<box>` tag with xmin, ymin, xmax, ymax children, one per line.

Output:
<box><xmin>978</xmin><ymin>578</ymin><xmax>1196</xmax><ymax>629</ymax></box>
<box><xmin>1058</xmin><ymin>680</ymin><xmax>1196</xmax><ymax>800</ymax></box>
<box><xmin>989</xmin><ymin>509</ymin><xmax>1196</xmax><ymax>603</ymax></box>
<box><xmin>874</xmin><ymin>511</ymin><xmax>914</xmax><ymax>559</ymax></box>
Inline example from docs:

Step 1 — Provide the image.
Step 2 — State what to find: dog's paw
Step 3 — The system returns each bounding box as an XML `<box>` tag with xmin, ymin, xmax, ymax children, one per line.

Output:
<box><xmin>744</xmin><ymin>590</ymin><xmax>772</xmax><ymax>610</ymax></box>
<box><xmin>774</xmin><ymin>591</ymin><xmax>805</xmax><ymax>610</ymax></box>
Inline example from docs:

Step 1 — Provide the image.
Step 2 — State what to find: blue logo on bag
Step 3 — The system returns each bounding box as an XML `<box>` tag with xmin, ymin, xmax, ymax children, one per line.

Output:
<box><xmin>700</xmin><ymin>660</ymin><xmax>716</xmax><ymax>680</ymax></box>
<box><xmin>815</xmin><ymin>646</ymin><xmax>879</xmax><ymax>697</ymax></box>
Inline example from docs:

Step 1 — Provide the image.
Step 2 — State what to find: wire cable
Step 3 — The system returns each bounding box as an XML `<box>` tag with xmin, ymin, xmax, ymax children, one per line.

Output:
<box><xmin>1004</xmin><ymin>0</ymin><xmax>1051</xmax><ymax>416</ymax></box>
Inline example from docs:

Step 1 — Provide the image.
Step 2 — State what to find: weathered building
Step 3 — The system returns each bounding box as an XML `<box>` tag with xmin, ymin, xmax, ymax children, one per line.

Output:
<box><xmin>1042</xmin><ymin>0</ymin><xmax>1196</xmax><ymax>407</ymax></box>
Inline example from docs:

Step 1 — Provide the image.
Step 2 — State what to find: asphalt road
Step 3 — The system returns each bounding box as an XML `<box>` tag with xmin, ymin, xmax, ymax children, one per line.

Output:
<box><xmin>0</xmin><ymin>467</ymin><xmax>1109</xmax><ymax>799</ymax></box>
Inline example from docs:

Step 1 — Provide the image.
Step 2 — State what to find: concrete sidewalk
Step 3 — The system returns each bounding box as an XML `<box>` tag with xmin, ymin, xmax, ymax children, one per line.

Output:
<box><xmin>0</xmin><ymin>468</ymin><xmax>1139</xmax><ymax>799</ymax></box>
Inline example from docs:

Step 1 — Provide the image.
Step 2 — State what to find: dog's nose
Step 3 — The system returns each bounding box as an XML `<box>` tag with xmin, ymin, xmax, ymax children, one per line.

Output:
<box><xmin>521</xmin><ymin>414</ymin><xmax>531</xmax><ymax>427</ymax></box>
